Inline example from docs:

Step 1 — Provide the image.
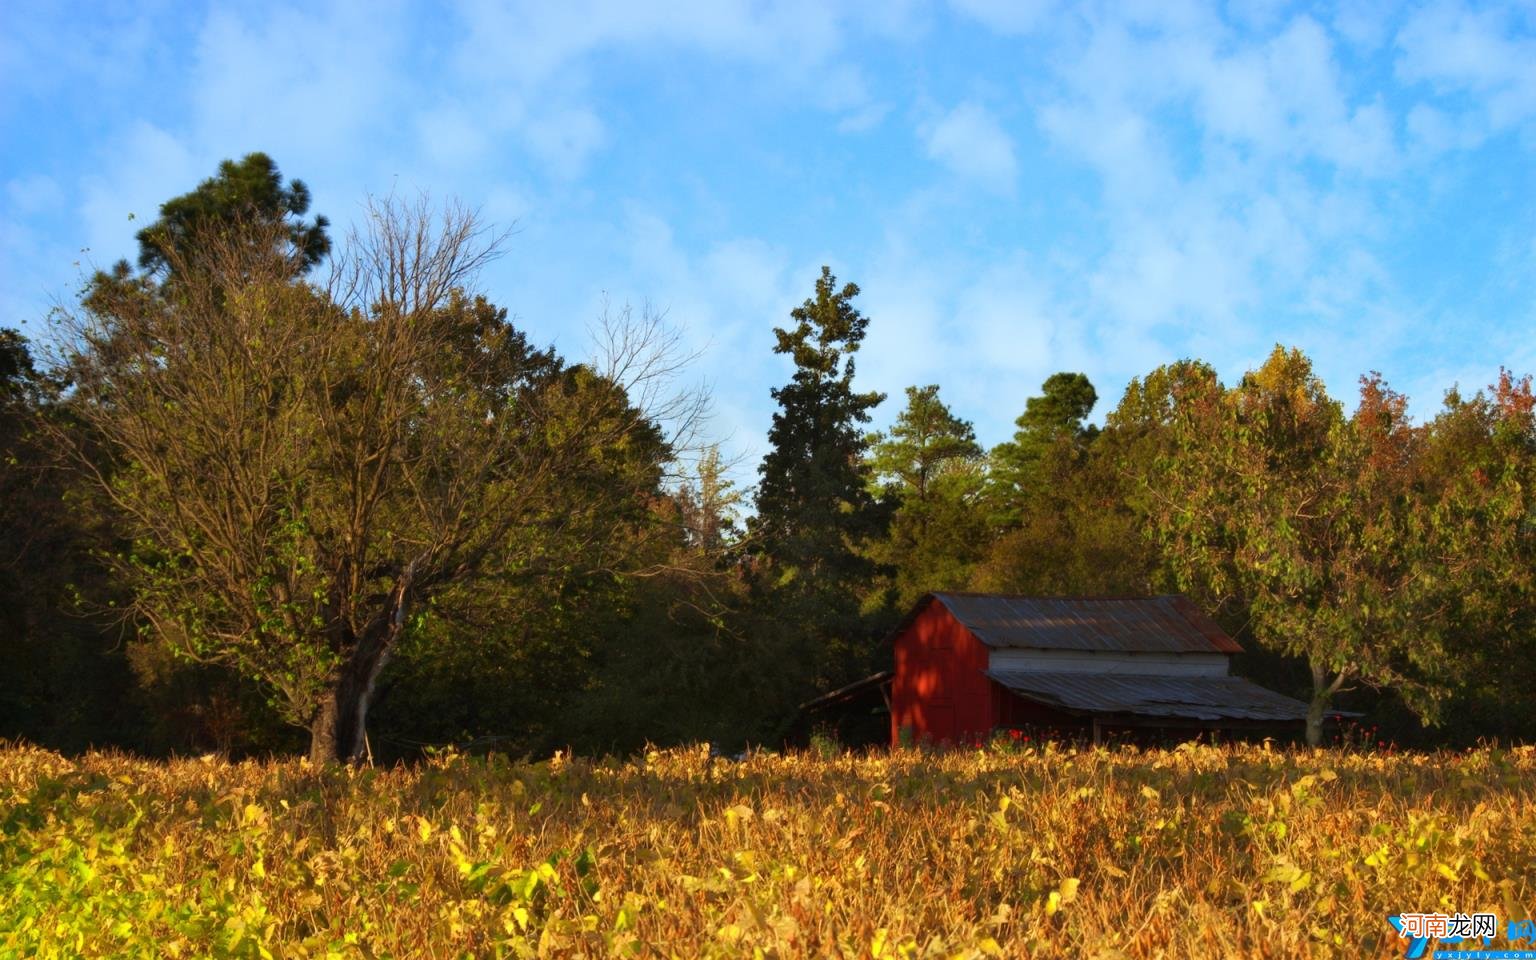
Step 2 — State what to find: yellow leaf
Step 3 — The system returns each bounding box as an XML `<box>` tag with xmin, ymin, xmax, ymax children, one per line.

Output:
<box><xmin>1059</xmin><ymin>877</ymin><xmax>1080</xmax><ymax>904</ymax></box>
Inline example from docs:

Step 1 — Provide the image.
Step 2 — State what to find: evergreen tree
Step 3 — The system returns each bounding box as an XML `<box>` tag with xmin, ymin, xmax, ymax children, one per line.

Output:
<box><xmin>866</xmin><ymin>385</ymin><xmax>986</xmax><ymax>607</ymax></box>
<box><xmin>868</xmin><ymin>385</ymin><xmax>981</xmax><ymax>501</ymax></box>
<box><xmin>134</xmin><ymin>152</ymin><xmax>331</xmax><ymax>276</ymax></box>
<box><xmin>750</xmin><ymin>267</ymin><xmax>886</xmax><ymax>685</ymax></box>
<box><xmin>988</xmin><ymin>372</ymin><xmax>1098</xmax><ymax>527</ymax></box>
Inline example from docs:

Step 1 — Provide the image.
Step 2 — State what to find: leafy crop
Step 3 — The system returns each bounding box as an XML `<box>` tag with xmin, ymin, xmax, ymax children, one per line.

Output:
<box><xmin>2</xmin><ymin>742</ymin><xmax>1532</xmax><ymax>958</ymax></box>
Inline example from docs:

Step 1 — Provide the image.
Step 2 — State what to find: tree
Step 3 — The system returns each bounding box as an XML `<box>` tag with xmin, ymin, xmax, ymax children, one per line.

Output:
<box><xmin>970</xmin><ymin>433</ymin><xmax>1160</xmax><ymax>597</ymax></box>
<box><xmin>868</xmin><ymin>385</ymin><xmax>980</xmax><ymax>501</ymax></box>
<box><xmin>1141</xmin><ymin>347</ymin><xmax>1452</xmax><ymax>745</ymax></box>
<box><xmin>969</xmin><ymin>372</ymin><xmax>1160</xmax><ymax>597</ymax></box>
<box><xmin>866</xmin><ymin>384</ymin><xmax>986</xmax><ymax>607</ymax></box>
<box><xmin>1411</xmin><ymin>372</ymin><xmax>1536</xmax><ymax>741</ymax></box>
<box><xmin>675</xmin><ymin>445</ymin><xmax>742</xmax><ymax>555</ymax></box>
<box><xmin>987</xmin><ymin>372</ymin><xmax>1099</xmax><ymax>527</ymax></box>
<box><xmin>56</xmin><ymin>196</ymin><xmax>698</xmax><ymax>764</ymax></box>
<box><xmin>134</xmin><ymin>152</ymin><xmax>331</xmax><ymax>276</ymax></box>
<box><xmin>0</xmin><ymin>330</ymin><xmax>146</xmax><ymax>750</ymax></box>
<box><xmin>750</xmin><ymin>266</ymin><xmax>886</xmax><ymax>686</ymax></box>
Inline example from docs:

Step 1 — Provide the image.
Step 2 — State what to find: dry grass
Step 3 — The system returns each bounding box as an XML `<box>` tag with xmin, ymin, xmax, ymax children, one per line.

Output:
<box><xmin>2</xmin><ymin>740</ymin><xmax>1533</xmax><ymax>958</ymax></box>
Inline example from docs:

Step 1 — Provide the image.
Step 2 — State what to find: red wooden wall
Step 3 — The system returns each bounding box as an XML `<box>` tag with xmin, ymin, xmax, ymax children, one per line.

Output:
<box><xmin>890</xmin><ymin>599</ymin><xmax>994</xmax><ymax>745</ymax></box>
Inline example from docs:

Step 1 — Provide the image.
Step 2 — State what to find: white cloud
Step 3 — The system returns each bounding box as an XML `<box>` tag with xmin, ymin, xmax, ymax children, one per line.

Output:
<box><xmin>838</xmin><ymin>102</ymin><xmax>892</xmax><ymax>134</ymax></box>
<box><xmin>189</xmin><ymin>4</ymin><xmax>406</xmax><ymax>173</ymax></box>
<box><xmin>921</xmin><ymin>101</ymin><xmax>1018</xmax><ymax>193</ymax></box>
<box><xmin>595</xmin><ymin>206</ymin><xmax>809</xmax><ymax>473</ymax></box>
<box><xmin>948</xmin><ymin>0</ymin><xmax>1060</xmax><ymax>35</ymax></box>
<box><xmin>1396</xmin><ymin>1</ymin><xmax>1536</xmax><ymax>143</ymax></box>
<box><xmin>78</xmin><ymin>121</ymin><xmax>200</xmax><ymax>266</ymax></box>
<box><xmin>5</xmin><ymin>174</ymin><xmax>63</xmax><ymax>217</ymax></box>
<box><xmin>414</xmin><ymin>102</ymin><xmax>494</xmax><ymax>171</ymax></box>
<box><xmin>1331</xmin><ymin>0</ymin><xmax>1398</xmax><ymax>51</ymax></box>
<box><xmin>1009</xmin><ymin>2</ymin><xmax>1428</xmax><ymax>407</ymax></box>
<box><xmin>447</xmin><ymin>0</ymin><xmax>882</xmax><ymax>166</ymax></box>
<box><xmin>522</xmin><ymin>107</ymin><xmax>607</xmax><ymax>178</ymax></box>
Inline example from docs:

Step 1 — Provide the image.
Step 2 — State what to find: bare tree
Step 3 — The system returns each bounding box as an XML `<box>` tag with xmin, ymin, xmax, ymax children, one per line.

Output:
<box><xmin>54</xmin><ymin>197</ymin><xmax>704</xmax><ymax>763</ymax></box>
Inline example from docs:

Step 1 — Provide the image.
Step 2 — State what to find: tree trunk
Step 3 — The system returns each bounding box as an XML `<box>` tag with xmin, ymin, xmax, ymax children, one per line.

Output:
<box><xmin>1304</xmin><ymin>685</ymin><xmax>1328</xmax><ymax>748</ymax></box>
<box><xmin>307</xmin><ymin>565</ymin><xmax>415</xmax><ymax>764</ymax></box>
<box><xmin>309</xmin><ymin>691</ymin><xmax>341</xmax><ymax>765</ymax></box>
<box><xmin>308</xmin><ymin>636</ymin><xmax>395</xmax><ymax>764</ymax></box>
<box><xmin>1305</xmin><ymin>661</ymin><xmax>1347</xmax><ymax>748</ymax></box>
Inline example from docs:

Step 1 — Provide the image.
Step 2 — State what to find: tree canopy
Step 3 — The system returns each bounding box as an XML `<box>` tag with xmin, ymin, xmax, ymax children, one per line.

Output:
<box><xmin>9</xmin><ymin>153</ymin><xmax>1536</xmax><ymax>759</ymax></box>
<box><xmin>750</xmin><ymin>266</ymin><xmax>887</xmax><ymax>688</ymax></box>
<box><xmin>57</xmin><ymin>194</ymin><xmax>691</xmax><ymax>763</ymax></box>
<box><xmin>866</xmin><ymin>385</ymin><xmax>986</xmax><ymax>608</ymax></box>
<box><xmin>133</xmin><ymin>152</ymin><xmax>331</xmax><ymax>276</ymax></box>
<box><xmin>988</xmin><ymin>372</ymin><xmax>1099</xmax><ymax>527</ymax></box>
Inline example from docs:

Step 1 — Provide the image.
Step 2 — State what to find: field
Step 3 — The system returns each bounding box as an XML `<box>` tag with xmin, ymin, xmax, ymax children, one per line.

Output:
<box><xmin>2</xmin><ymin>741</ymin><xmax>1534</xmax><ymax>959</ymax></box>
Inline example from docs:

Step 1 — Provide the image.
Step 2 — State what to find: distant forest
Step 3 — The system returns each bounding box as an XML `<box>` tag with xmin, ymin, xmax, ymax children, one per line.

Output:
<box><xmin>4</xmin><ymin>154</ymin><xmax>1534</xmax><ymax>762</ymax></box>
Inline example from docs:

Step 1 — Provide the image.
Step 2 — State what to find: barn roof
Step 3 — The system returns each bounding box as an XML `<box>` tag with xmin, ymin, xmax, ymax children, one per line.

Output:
<box><xmin>916</xmin><ymin>593</ymin><xmax>1244</xmax><ymax>655</ymax></box>
<box><xmin>986</xmin><ymin>670</ymin><xmax>1326</xmax><ymax>722</ymax></box>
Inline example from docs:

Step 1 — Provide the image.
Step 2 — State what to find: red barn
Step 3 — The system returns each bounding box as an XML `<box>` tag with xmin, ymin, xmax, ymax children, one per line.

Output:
<box><xmin>888</xmin><ymin>593</ymin><xmax>1322</xmax><ymax>745</ymax></box>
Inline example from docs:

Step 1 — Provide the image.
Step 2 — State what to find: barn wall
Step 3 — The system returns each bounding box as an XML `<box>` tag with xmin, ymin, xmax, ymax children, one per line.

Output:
<box><xmin>891</xmin><ymin>600</ymin><xmax>994</xmax><ymax>745</ymax></box>
<box><xmin>996</xmin><ymin>691</ymin><xmax>1083</xmax><ymax>732</ymax></box>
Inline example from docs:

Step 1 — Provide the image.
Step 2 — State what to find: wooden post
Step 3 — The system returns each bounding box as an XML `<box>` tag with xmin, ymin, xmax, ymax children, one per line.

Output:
<box><xmin>1091</xmin><ymin>718</ymin><xmax>1102</xmax><ymax>746</ymax></box>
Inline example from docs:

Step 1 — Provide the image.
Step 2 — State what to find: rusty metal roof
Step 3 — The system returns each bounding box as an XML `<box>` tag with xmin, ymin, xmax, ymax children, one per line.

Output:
<box><xmin>930</xmin><ymin>593</ymin><xmax>1243</xmax><ymax>654</ymax></box>
<box><xmin>986</xmin><ymin>669</ymin><xmax>1325</xmax><ymax>722</ymax></box>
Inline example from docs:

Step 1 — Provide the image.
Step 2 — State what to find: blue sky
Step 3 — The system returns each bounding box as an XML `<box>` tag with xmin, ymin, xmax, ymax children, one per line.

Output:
<box><xmin>3</xmin><ymin>1</ymin><xmax>1534</xmax><ymax>477</ymax></box>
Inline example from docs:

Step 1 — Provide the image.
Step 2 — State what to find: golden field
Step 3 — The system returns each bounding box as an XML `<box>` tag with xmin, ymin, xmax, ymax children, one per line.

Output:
<box><xmin>1</xmin><ymin>740</ymin><xmax>1533</xmax><ymax>959</ymax></box>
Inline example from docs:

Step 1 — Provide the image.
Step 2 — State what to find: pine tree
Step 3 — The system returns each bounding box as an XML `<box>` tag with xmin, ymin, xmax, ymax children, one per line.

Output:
<box><xmin>135</xmin><ymin>152</ymin><xmax>331</xmax><ymax>276</ymax></box>
<box><xmin>988</xmin><ymin>372</ymin><xmax>1099</xmax><ymax>527</ymax></box>
<box><xmin>750</xmin><ymin>267</ymin><xmax>886</xmax><ymax>684</ymax></box>
<box><xmin>866</xmin><ymin>385</ymin><xmax>986</xmax><ymax>607</ymax></box>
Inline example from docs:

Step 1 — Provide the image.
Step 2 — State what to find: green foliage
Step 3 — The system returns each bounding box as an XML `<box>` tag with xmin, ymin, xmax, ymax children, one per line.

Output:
<box><xmin>674</xmin><ymin>445</ymin><xmax>743</xmax><ymax>555</ymax></box>
<box><xmin>865</xmin><ymin>385</ymin><xmax>987</xmax><ymax>608</ymax></box>
<box><xmin>987</xmin><ymin>372</ymin><xmax>1099</xmax><ymax>528</ymax></box>
<box><xmin>971</xmin><ymin>432</ymin><xmax>1160</xmax><ymax>597</ymax></box>
<box><xmin>1136</xmin><ymin>347</ymin><xmax>1478</xmax><ymax>743</ymax></box>
<box><xmin>133</xmin><ymin>152</ymin><xmax>330</xmax><ymax>276</ymax></box>
<box><xmin>750</xmin><ymin>267</ymin><xmax>888</xmax><ymax>689</ymax></box>
<box><xmin>0</xmin><ymin>329</ymin><xmax>151</xmax><ymax>752</ymax></box>
<box><xmin>968</xmin><ymin>372</ymin><xmax>1157</xmax><ymax>597</ymax></box>
<box><xmin>56</xmin><ymin>166</ymin><xmax>685</xmax><ymax>763</ymax></box>
<box><xmin>13</xmin><ymin>151</ymin><xmax>1536</xmax><ymax>760</ymax></box>
<box><xmin>1410</xmin><ymin>372</ymin><xmax>1536</xmax><ymax>741</ymax></box>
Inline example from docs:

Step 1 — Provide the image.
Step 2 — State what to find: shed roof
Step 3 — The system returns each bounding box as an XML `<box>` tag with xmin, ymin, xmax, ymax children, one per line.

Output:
<box><xmin>986</xmin><ymin>669</ymin><xmax>1329</xmax><ymax>722</ymax></box>
<box><xmin>921</xmin><ymin>593</ymin><xmax>1243</xmax><ymax>655</ymax></box>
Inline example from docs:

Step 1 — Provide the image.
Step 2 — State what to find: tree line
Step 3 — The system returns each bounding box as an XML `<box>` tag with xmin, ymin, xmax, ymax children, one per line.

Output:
<box><xmin>3</xmin><ymin>154</ymin><xmax>1533</xmax><ymax>761</ymax></box>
